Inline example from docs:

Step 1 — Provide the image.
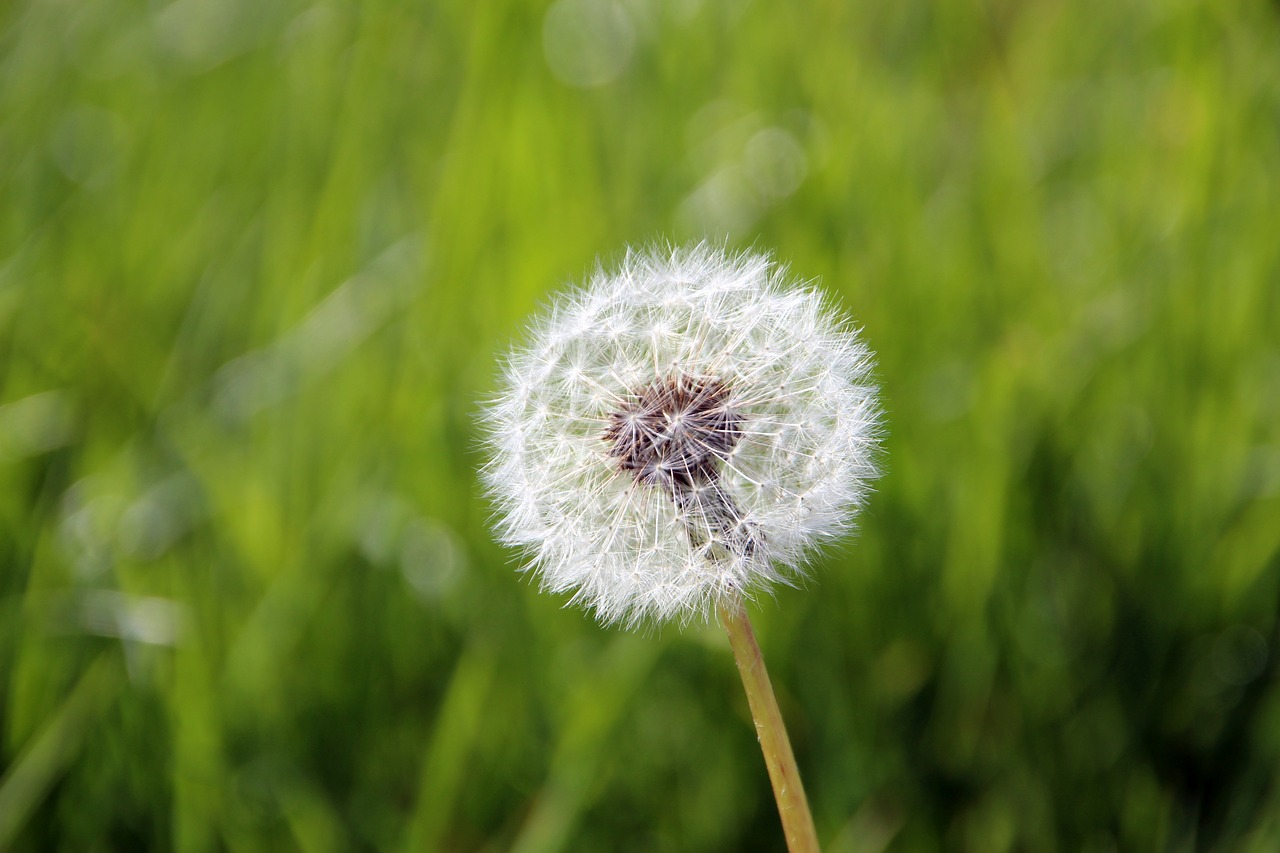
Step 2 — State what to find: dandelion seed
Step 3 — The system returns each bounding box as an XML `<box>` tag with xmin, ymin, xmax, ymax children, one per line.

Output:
<box><xmin>481</xmin><ymin>243</ymin><xmax>881</xmax><ymax>627</ymax></box>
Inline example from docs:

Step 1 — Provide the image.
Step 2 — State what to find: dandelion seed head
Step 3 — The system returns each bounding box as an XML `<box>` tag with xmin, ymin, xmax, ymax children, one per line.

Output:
<box><xmin>481</xmin><ymin>243</ymin><xmax>881</xmax><ymax>627</ymax></box>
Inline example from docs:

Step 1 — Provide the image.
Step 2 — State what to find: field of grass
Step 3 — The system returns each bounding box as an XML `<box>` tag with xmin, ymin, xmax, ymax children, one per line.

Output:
<box><xmin>3</xmin><ymin>0</ymin><xmax>1280</xmax><ymax>849</ymax></box>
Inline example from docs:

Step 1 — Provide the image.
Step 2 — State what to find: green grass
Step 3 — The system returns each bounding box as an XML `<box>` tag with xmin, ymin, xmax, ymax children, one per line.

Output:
<box><xmin>3</xmin><ymin>0</ymin><xmax>1280</xmax><ymax>849</ymax></box>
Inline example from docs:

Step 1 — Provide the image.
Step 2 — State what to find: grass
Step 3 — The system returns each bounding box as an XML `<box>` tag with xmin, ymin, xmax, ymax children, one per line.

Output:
<box><xmin>2</xmin><ymin>0</ymin><xmax>1280</xmax><ymax>849</ymax></box>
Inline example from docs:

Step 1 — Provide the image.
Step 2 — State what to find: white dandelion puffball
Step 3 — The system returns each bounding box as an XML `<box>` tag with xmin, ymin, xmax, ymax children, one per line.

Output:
<box><xmin>483</xmin><ymin>244</ymin><xmax>881</xmax><ymax>627</ymax></box>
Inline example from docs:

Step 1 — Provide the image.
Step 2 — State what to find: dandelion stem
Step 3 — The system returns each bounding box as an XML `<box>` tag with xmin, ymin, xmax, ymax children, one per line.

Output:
<box><xmin>718</xmin><ymin>599</ymin><xmax>820</xmax><ymax>853</ymax></box>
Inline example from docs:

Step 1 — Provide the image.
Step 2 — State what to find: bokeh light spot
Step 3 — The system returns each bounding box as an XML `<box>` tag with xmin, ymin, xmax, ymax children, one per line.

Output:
<box><xmin>543</xmin><ymin>0</ymin><xmax>636</xmax><ymax>88</ymax></box>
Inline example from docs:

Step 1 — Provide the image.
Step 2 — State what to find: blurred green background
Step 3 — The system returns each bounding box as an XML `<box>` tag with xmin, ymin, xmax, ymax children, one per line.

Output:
<box><xmin>2</xmin><ymin>0</ymin><xmax>1279</xmax><ymax>849</ymax></box>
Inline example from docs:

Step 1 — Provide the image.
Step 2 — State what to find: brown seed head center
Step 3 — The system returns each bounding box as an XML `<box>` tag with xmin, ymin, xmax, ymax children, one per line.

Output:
<box><xmin>603</xmin><ymin>375</ymin><xmax>742</xmax><ymax>491</ymax></box>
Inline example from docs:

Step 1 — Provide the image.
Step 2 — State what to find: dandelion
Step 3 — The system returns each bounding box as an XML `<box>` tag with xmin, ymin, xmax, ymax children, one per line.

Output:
<box><xmin>482</xmin><ymin>243</ymin><xmax>881</xmax><ymax>851</ymax></box>
<box><xmin>484</xmin><ymin>244</ymin><xmax>879</xmax><ymax>624</ymax></box>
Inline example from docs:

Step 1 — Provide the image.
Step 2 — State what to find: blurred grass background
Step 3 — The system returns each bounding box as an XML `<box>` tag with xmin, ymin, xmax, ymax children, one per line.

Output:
<box><xmin>2</xmin><ymin>0</ymin><xmax>1280</xmax><ymax>849</ymax></box>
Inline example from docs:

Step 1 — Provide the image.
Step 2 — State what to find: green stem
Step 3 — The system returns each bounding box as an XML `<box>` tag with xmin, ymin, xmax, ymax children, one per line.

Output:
<box><xmin>718</xmin><ymin>599</ymin><xmax>820</xmax><ymax>853</ymax></box>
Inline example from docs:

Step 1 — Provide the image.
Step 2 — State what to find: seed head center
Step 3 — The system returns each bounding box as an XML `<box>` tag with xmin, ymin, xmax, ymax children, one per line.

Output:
<box><xmin>604</xmin><ymin>374</ymin><xmax>742</xmax><ymax>491</ymax></box>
